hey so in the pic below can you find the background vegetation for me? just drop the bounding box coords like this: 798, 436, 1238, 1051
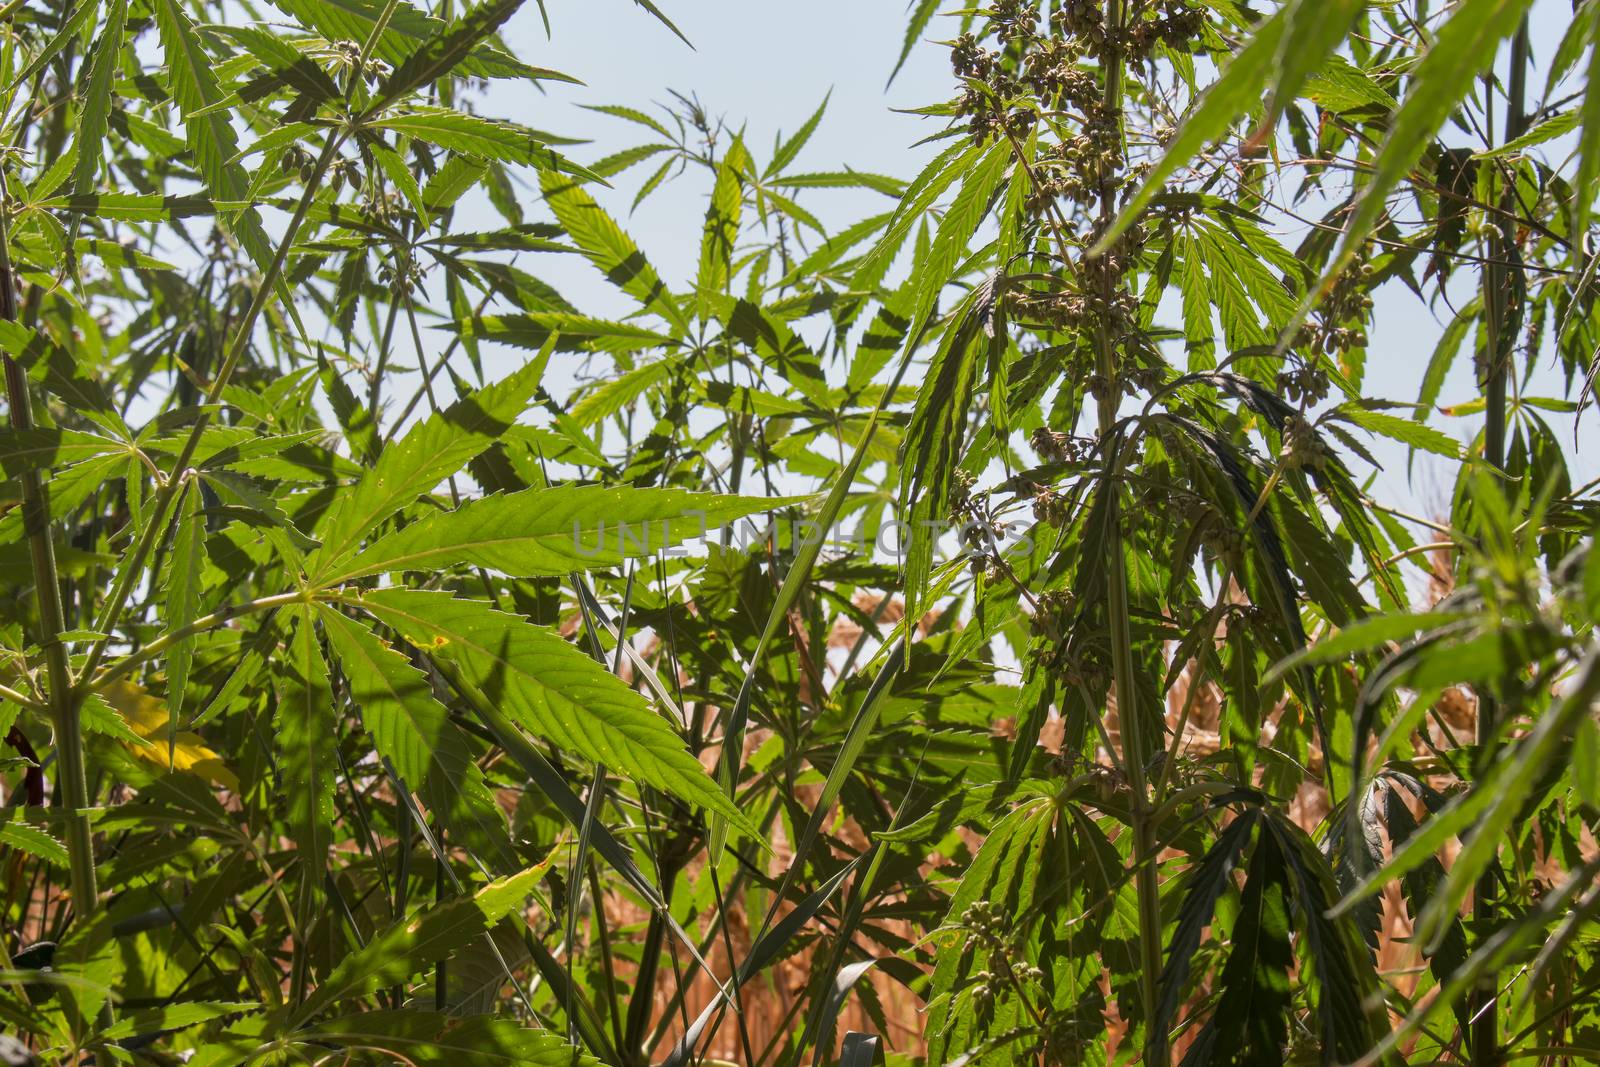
1, 0, 1598, 1063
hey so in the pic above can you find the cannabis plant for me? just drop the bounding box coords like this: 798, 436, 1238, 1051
2, 0, 1599, 1064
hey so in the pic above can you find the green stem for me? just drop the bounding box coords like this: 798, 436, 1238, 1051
1472, 20, 1529, 1067
1089, 7, 1166, 1058
84, 591, 309, 694
0, 173, 97, 920
78, 127, 347, 682
0, 680, 42, 710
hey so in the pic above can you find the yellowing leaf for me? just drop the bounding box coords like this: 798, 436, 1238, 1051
104, 680, 239, 790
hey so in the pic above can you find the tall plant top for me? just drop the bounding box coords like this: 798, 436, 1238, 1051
0, 0, 1597, 1064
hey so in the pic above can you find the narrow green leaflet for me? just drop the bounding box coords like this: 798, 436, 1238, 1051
95, 1002, 259, 1043
696, 137, 749, 319
322, 486, 793, 584
295, 1012, 593, 1065
32, 193, 230, 222
5, 0, 101, 93
374, 0, 527, 105
900, 284, 991, 615
315, 605, 515, 869
890, 0, 940, 84
81, 693, 148, 747
372, 110, 593, 176
276, 606, 337, 913
70, 0, 127, 199
161, 480, 206, 761
291, 864, 545, 1022
315, 605, 455, 788
1151, 812, 1259, 1056
0, 811, 69, 867
852, 139, 982, 292
1265, 0, 1367, 138
152, 0, 272, 267
768, 92, 829, 177
456, 313, 677, 354
1574, 0, 1600, 235
1197, 833, 1293, 1064
0, 429, 125, 477
1333, 406, 1463, 458
540, 170, 690, 334
1474, 109, 1580, 158
307, 355, 548, 581
347, 588, 762, 838
906, 138, 1009, 344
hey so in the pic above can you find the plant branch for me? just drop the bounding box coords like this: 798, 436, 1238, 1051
0, 169, 98, 920
78, 127, 348, 683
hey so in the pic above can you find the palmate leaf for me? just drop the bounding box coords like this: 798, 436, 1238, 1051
295, 1011, 593, 1064
345, 588, 762, 839
290, 864, 546, 1023
306, 355, 548, 582
320, 486, 793, 585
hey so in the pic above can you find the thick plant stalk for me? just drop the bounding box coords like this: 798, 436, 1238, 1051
1473, 19, 1529, 1067
1089, 2, 1167, 1056
0, 177, 98, 916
